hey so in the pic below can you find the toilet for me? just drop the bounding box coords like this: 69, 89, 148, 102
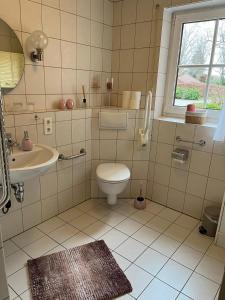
96, 163, 130, 205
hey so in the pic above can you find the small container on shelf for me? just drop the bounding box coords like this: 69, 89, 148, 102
186, 103, 196, 112
21, 131, 33, 151
185, 110, 207, 125
66, 99, 74, 109
58, 99, 66, 110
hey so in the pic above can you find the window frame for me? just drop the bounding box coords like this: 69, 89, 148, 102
164, 6, 225, 121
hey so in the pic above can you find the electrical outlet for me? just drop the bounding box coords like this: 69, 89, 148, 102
44, 117, 52, 135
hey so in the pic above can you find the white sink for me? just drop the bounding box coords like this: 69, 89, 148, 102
7, 144, 59, 183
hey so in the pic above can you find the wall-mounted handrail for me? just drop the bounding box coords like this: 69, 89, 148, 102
58, 148, 86, 161
176, 136, 206, 146
0, 89, 11, 210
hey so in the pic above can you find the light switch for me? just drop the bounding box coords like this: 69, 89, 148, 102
44, 117, 52, 135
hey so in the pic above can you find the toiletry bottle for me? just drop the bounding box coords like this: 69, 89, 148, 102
21, 131, 33, 151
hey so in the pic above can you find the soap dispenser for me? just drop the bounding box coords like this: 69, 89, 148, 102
21, 131, 33, 151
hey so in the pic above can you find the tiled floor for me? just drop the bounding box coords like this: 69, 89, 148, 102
3, 198, 225, 300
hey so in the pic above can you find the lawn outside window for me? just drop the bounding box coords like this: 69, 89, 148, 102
164, 6, 225, 121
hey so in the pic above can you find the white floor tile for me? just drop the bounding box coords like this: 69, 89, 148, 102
8, 286, 19, 300
62, 232, 95, 249
113, 203, 137, 216
48, 224, 79, 243
112, 252, 131, 271
157, 260, 192, 290
100, 228, 128, 250
132, 226, 160, 246
5, 250, 30, 276
196, 255, 225, 283
58, 207, 84, 222
69, 213, 97, 230
115, 218, 142, 236
182, 272, 219, 300
146, 216, 171, 233
76, 199, 100, 212
175, 214, 199, 230
164, 223, 191, 242
145, 201, 165, 215
101, 211, 126, 227
207, 244, 225, 263
87, 205, 111, 219
138, 278, 179, 300
45, 245, 65, 255
83, 221, 111, 239
37, 217, 65, 234
8, 267, 29, 295
184, 232, 213, 252
3, 240, 19, 257
151, 235, 181, 257
23, 236, 58, 258
12, 228, 44, 248
130, 210, 154, 224
125, 264, 153, 298
176, 293, 192, 300
135, 248, 168, 276
115, 238, 146, 262
172, 244, 203, 270
158, 208, 181, 222
19, 288, 32, 300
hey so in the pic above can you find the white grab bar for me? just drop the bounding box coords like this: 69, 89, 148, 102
139, 91, 152, 147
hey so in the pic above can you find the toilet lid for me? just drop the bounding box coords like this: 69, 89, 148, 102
96, 163, 130, 183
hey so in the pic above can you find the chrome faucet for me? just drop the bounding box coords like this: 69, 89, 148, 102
5, 133, 19, 154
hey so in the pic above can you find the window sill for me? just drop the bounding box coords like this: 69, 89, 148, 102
157, 115, 217, 128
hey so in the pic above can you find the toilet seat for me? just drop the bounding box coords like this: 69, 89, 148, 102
96, 163, 130, 183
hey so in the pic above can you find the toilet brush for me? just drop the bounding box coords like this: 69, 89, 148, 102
134, 186, 146, 210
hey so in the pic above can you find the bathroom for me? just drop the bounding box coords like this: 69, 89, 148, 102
1, 0, 225, 299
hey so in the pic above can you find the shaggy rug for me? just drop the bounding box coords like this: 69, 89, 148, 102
27, 240, 132, 300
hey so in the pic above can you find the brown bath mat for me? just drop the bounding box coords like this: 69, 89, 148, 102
27, 240, 132, 300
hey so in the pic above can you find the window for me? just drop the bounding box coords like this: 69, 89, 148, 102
164, 6, 225, 119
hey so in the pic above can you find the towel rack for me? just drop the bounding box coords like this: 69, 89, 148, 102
58, 148, 86, 161
176, 136, 206, 146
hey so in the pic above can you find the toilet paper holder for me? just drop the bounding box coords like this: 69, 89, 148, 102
171, 148, 189, 162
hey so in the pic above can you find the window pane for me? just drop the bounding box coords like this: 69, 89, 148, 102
174, 67, 208, 107
213, 19, 225, 64
207, 67, 225, 110
179, 21, 215, 65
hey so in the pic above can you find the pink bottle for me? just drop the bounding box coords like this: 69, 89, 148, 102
59, 99, 66, 110
66, 99, 74, 109
21, 131, 33, 151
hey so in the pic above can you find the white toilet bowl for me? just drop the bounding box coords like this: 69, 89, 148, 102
96, 163, 130, 205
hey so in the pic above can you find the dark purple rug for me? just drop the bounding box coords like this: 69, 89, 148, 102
27, 240, 132, 300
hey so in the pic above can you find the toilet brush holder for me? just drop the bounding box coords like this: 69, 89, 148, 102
134, 188, 146, 210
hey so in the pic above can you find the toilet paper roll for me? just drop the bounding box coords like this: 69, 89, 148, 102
129, 91, 141, 109
122, 91, 131, 108
172, 158, 185, 164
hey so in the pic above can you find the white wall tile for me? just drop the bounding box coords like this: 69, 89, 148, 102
169, 168, 188, 192
154, 163, 170, 186
61, 12, 76, 42
210, 154, 225, 181
77, 17, 91, 45
158, 121, 176, 145
190, 150, 211, 176
42, 6, 60, 39
186, 173, 207, 198
21, 0, 42, 33
22, 202, 42, 230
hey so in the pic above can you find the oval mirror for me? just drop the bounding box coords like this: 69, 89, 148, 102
0, 18, 25, 94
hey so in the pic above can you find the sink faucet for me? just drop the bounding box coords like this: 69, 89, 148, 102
5, 133, 19, 154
